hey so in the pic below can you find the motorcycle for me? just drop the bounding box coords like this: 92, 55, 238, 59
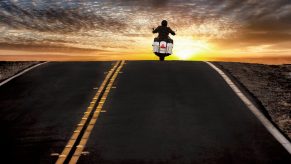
152, 28, 174, 61
152, 39, 173, 61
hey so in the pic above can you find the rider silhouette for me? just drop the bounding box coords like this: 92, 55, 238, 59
152, 20, 175, 43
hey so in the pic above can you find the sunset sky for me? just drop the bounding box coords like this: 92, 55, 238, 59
0, 0, 291, 63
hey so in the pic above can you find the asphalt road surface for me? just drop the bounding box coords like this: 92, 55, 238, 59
0, 61, 290, 164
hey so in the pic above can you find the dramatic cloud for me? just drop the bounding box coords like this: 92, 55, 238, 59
0, 0, 290, 59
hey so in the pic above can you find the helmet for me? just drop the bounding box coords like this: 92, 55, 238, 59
161, 20, 168, 26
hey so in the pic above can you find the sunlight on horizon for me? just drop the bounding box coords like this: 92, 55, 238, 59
0, 0, 291, 63
173, 37, 211, 60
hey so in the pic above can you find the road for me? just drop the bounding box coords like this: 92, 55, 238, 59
0, 61, 290, 164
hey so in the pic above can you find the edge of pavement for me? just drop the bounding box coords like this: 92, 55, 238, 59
208, 61, 291, 154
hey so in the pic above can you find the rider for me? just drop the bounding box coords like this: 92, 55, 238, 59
152, 20, 176, 43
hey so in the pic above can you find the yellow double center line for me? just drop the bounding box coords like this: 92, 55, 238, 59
56, 60, 125, 164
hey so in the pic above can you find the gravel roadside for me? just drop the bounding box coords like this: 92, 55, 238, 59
0, 61, 41, 82
214, 62, 291, 140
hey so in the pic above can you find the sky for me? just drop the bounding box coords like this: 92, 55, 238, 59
0, 0, 291, 63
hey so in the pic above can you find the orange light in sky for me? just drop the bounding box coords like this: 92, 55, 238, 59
172, 37, 211, 60
0, 0, 291, 64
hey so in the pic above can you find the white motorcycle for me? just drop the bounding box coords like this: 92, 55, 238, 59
152, 39, 173, 61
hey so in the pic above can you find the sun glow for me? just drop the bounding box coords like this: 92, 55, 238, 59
173, 37, 211, 60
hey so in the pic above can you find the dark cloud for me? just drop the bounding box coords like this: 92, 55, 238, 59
104, 0, 170, 8
0, 42, 107, 53
199, 0, 291, 48
217, 0, 291, 31
1, 0, 290, 32
212, 32, 291, 49
0, 0, 291, 54
0, 0, 127, 33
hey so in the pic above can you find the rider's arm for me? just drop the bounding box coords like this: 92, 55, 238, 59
169, 27, 176, 35
152, 26, 160, 33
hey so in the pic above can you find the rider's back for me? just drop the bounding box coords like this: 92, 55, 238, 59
153, 26, 175, 40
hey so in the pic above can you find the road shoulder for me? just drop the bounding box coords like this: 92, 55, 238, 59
212, 62, 291, 142
0, 61, 43, 84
